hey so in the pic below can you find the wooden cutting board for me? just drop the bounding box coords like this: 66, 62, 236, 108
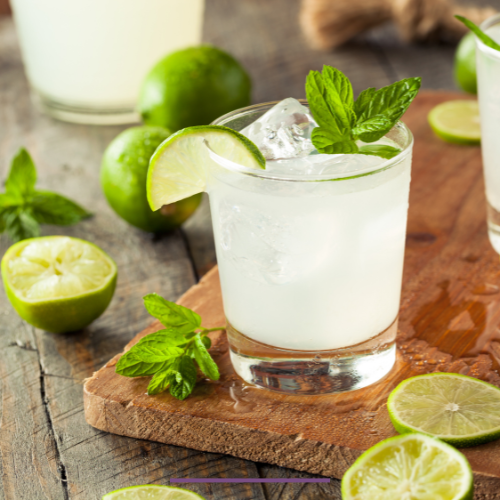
84, 92, 500, 497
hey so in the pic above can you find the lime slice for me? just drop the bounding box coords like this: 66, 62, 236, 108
147, 125, 265, 210
387, 372, 500, 447
1, 236, 117, 333
341, 434, 473, 500
428, 100, 480, 145
102, 485, 206, 500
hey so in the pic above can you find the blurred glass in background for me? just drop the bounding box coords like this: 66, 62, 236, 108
10, 0, 205, 124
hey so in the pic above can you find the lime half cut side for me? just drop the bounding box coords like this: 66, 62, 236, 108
387, 372, 500, 447
428, 100, 480, 145
1, 236, 117, 333
341, 434, 473, 500
102, 485, 206, 500
147, 125, 265, 210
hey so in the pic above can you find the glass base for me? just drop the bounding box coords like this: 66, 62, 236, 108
31, 89, 140, 125
487, 202, 500, 254
227, 319, 398, 395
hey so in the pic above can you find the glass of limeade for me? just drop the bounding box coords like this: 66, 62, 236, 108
10, 0, 204, 125
206, 99, 413, 395
477, 14, 500, 252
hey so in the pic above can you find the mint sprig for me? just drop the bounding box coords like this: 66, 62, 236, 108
455, 15, 500, 52
0, 148, 92, 242
306, 66, 421, 157
115, 293, 225, 399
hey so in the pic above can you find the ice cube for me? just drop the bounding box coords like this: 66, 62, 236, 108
240, 98, 317, 160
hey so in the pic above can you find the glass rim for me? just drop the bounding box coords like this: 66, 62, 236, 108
478, 13, 500, 59
208, 100, 413, 182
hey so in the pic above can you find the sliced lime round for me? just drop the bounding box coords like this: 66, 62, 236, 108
102, 485, 206, 500
428, 100, 480, 145
387, 372, 500, 447
1, 236, 117, 333
341, 433, 473, 500
147, 125, 265, 210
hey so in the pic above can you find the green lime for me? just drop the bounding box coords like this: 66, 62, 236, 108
147, 125, 265, 210
428, 100, 481, 145
101, 126, 202, 233
102, 485, 206, 500
455, 32, 477, 95
1, 236, 117, 334
341, 433, 473, 500
138, 45, 251, 132
387, 372, 500, 447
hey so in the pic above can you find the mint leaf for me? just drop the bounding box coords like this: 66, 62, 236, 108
31, 191, 92, 225
0, 193, 21, 208
143, 293, 202, 334
359, 145, 402, 160
202, 336, 211, 349
353, 88, 376, 118
5, 148, 37, 201
456, 15, 500, 52
353, 77, 421, 142
311, 128, 358, 154
193, 334, 219, 381
137, 329, 187, 348
116, 351, 170, 377
4, 210, 40, 242
131, 343, 184, 363
147, 370, 172, 395
169, 356, 197, 400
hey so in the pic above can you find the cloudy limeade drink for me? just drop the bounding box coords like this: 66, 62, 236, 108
208, 99, 413, 393
477, 15, 500, 252
10, 0, 204, 123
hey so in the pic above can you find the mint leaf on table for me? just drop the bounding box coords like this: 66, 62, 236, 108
143, 293, 202, 334
193, 333, 220, 381
31, 191, 92, 225
0, 148, 92, 243
306, 65, 421, 158
456, 15, 500, 52
5, 148, 37, 201
116, 293, 225, 400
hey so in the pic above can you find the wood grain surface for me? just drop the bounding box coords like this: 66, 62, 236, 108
1, 0, 499, 498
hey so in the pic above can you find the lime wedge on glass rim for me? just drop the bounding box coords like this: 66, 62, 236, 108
1, 236, 117, 334
102, 485, 206, 500
428, 100, 481, 145
341, 433, 473, 500
387, 372, 500, 447
146, 125, 265, 210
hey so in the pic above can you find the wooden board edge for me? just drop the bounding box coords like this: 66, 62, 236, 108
83, 382, 361, 479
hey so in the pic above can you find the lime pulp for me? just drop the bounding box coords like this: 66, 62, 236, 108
102, 484, 206, 500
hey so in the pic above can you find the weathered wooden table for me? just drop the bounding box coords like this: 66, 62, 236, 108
0, 1, 495, 499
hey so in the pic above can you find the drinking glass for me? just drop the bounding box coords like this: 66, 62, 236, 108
477, 14, 500, 253
10, 0, 205, 124
207, 102, 413, 395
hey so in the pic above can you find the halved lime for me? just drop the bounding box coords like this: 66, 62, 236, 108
341, 434, 473, 500
428, 100, 480, 145
147, 125, 265, 210
387, 372, 500, 447
1, 236, 117, 333
102, 485, 206, 500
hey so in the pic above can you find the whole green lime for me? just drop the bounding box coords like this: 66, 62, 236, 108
455, 32, 477, 94
101, 126, 202, 233
138, 45, 251, 131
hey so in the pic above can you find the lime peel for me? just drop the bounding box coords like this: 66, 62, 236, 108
147, 125, 265, 211
102, 484, 206, 500
341, 433, 473, 500
388, 372, 500, 447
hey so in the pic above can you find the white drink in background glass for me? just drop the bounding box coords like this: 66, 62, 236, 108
207, 99, 413, 394
477, 15, 500, 252
10, 0, 205, 124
